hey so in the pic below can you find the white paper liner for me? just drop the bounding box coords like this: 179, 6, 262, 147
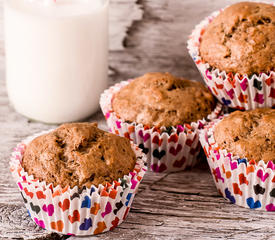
9, 130, 147, 235
99, 80, 223, 173
187, 8, 275, 110
199, 117, 275, 211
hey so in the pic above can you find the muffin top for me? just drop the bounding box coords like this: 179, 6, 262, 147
22, 122, 136, 188
112, 72, 215, 127
214, 108, 275, 163
200, 2, 275, 76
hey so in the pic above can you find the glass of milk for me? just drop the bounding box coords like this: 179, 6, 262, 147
4, 0, 109, 123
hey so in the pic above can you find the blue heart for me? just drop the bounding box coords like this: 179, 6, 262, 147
221, 97, 231, 106
90, 187, 95, 196
125, 193, 132, 206
27, 210, 31, 217
237, 158, 247, 166
246, 197, 261, 209
225, 188, 236, 204
81, 196, 91, 208
79, 218, 92, 231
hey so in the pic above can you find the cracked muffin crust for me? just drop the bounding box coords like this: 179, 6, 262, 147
22, 122, 136, 188
112, 72, 216, 127
214, 108, 275, 163
200, 2, 275, 75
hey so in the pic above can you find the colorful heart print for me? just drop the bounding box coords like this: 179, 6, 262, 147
42, 204, 54, 216
68, 210, 80, 223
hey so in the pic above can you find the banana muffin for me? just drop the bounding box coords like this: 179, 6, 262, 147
214, 108, 275, 163
200, 2, 275, 76
112, 72, 216, 127
22, 122, 136, 188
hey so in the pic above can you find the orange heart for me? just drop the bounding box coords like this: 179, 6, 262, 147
226, 171, 231, 178
62, 186, 69, 193
114, 181, 120, 188
215, 82, 224, 89
110, 217, 120, 231
50, 220, 64, 232
68, 210, 80, 223
128, 126, 135, 134
58, 199, 70, 211
168, 134, 178, 143
24, 188, 34, 199
246, 165, 255, 174
109, 189, 117, 199
239, 173, 248, 185
137, 176, 142, 181
36, 191, 46, 199
53, 190, 61, 198
124, 132, 130, 139
93, 221, 107, 235
233, 183, 242, 196
101, 189, 109, 197
90, 203, 100, 215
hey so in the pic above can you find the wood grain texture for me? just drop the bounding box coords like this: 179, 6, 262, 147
0, 0, 275, 239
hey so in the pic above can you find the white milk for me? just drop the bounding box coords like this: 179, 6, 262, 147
4, 0, 108, 123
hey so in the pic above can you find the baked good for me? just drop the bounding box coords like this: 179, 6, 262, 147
199, 107, 275, 211
112, 72, 215, 127
22, 122, 136, 188
100, 72, 222, 173
214, 108, 275, 163
11, 123, 146, 235
200, 2, 275, 76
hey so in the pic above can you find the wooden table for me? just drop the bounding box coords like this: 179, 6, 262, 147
1, 0, 275, 239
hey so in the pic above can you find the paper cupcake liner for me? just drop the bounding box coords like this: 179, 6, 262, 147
99, 80, 223, 173
199, 117, 275, 211
187, 9, 275, 110
9, 130, 147, 236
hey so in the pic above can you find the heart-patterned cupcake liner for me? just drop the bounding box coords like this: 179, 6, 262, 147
187, 8, 275, 110
99, 80, 223, 173
199, 117, 275, 211
9, 130, 147, 236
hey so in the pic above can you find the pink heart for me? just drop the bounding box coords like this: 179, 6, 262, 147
34, 217, 45, 229
267, 161, 275, 170
151, 163, 167, 173
225, 88, 234, 99
115, 121, 121, 129
205, 69, 212, 80
215, 167, 224, 183
230, 161, 237, 170
101, 202, 112, 218
240, 78, 248, 91
130, 179, 138, 189
266, 203, 275, 211
138, 130, 150, 142
257, 169, 269, 182
42, 204, 54, 216
254, 93, 264, 104
169, 144, 182, 156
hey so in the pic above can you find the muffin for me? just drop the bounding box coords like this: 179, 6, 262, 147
199, 108, 275, 211
112, 72, 215, 127
22, 122, 136, 188
100, 72, 222, 173
188, 2, 275, 110
10, 123, 147, 235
